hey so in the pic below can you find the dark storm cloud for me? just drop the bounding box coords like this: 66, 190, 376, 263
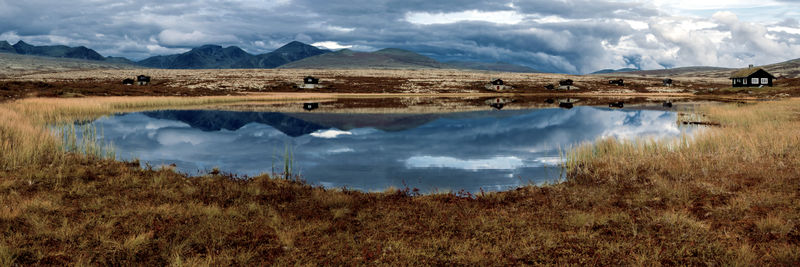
1, 0, 799, 73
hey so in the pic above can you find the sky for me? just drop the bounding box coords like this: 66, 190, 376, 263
1, 0, 800, 74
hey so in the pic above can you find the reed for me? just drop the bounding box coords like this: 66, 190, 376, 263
0, 95, 325, 169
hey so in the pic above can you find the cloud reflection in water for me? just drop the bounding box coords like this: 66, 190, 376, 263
89, 107, 694, 192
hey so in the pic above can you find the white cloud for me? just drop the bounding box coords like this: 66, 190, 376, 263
327, 148, 354, 154
406, 10, 525, 25
326, 26, 355, 33
405, 156, 525, 170
0, 31, 22, 43
310, 129, 352, 138
312, 41, 352, 50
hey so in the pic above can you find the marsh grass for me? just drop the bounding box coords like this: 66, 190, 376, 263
1, 96, 799, 265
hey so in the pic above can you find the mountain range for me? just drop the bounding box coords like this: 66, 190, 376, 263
137, 41, 330, 69
0, 40, 540, 72
4, 39, 798, 77
279, 48, 449, 69
1, 40, 105, 61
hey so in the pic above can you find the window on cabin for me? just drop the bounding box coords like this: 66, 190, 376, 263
752, 78, 759, 84
761, 78, 768, 84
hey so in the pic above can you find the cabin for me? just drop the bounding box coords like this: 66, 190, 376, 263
608, 79, 624, 86
557, 79, 578, 90
730, 65, 775, 87
303, 102, 319, 111
137, 75, 151, 86
122, 78, 134, 85
304, 76, 319, 84
663, 78, 673, 87
301, 76, 321, 89
485, 79, 510, 91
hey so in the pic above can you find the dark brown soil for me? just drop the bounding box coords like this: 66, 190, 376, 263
0, 80, 242, 102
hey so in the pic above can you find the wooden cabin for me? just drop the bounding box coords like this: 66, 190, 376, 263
301, 76, 321, 89
122, 78, 134, 85
304, 76, 319, 84
663, 78, 673, 86
608, 79, 624, 86
730, 65, 775, 87
557, 79, 578, 90
136, 75, 151, 86
303, 102, 319, 111
485, 79, 510, 91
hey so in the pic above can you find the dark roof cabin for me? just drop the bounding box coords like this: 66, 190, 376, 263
122, 78, 134, 85
559, 79, 573, 86
137, 75, 151, 85
303, 102, 319, 111
730, 65, 775, 87
663, 78, 673, 86
485, 79, 509, 91
304, 76, 319, 84
608, 79, 624, 86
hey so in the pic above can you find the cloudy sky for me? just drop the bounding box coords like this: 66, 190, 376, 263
1, 0, 799, 73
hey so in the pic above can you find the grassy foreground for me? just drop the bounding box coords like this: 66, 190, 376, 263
1, 97, 799, 265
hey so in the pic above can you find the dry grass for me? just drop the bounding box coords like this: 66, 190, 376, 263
7, 68, 721, 94
0, 96, 799, 265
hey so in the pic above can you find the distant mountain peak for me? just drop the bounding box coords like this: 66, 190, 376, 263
273, 41, 327, 54
283, 41, 308, 47
2, 40, 105, 61
138, 41, 329, 69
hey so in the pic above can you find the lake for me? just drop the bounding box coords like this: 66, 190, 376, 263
83, 102, 697, 193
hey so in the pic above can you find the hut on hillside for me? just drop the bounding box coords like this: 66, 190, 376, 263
609, 79, 624, 86
557, 79, 578, 90
663, 78, 673, 86
137, 75, 151, 86
485, 79, 510, 91
122, 78, 134, 85
301, 76, 321, 89
303, 102, 319, 111
730, 65, 775, 87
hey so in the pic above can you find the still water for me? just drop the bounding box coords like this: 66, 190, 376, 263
87, 106, 694, 192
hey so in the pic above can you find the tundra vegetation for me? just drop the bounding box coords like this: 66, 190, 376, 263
0, 95, 799, 265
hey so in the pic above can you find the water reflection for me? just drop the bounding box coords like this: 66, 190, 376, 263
88, 107, 695, 193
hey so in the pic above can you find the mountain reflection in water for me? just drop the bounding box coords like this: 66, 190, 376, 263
88, 107, 694, 193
